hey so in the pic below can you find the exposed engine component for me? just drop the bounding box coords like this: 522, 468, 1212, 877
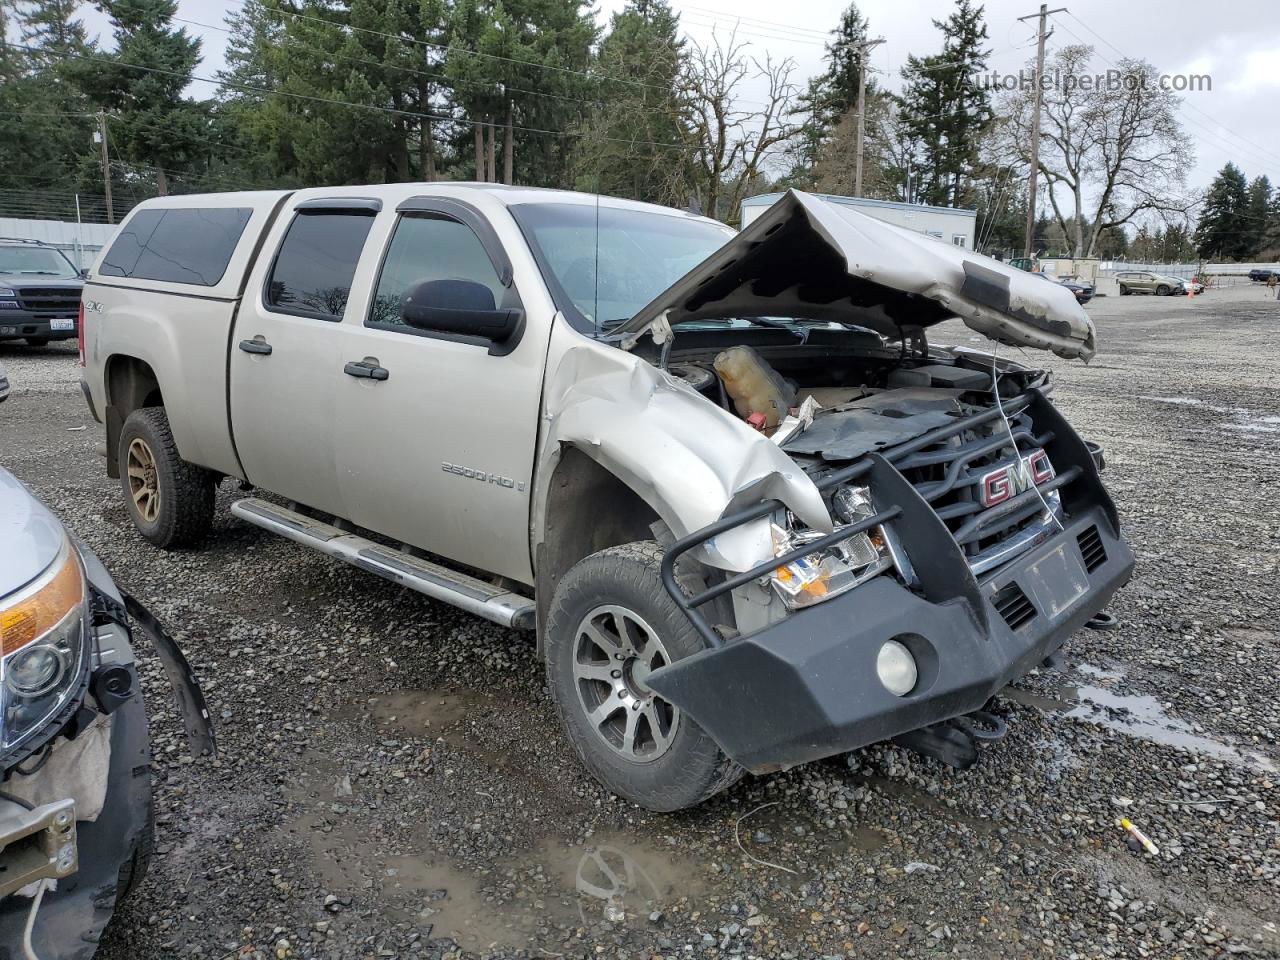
713, 345, 795, 429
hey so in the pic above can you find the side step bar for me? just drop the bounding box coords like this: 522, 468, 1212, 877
230, 498, 535, 630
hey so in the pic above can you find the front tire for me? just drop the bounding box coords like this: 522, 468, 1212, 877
118, 407, 215, 548
1156, 284, 1170, 296
1118, 284, 1129, 296
545, 541, 743, 811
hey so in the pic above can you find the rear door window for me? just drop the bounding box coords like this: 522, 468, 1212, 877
367, 213, 506, 331
99, 207, 253, 286
265, 211, 376, 320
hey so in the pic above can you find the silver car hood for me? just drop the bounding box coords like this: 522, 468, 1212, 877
0, 468, 64, 598
623, 189, 1096, 361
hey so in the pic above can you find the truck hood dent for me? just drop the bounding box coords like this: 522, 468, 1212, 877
540, 329, 832, 570
622, 189, 1096, 361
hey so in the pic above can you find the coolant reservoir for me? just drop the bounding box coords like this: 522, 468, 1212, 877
713, 345, 796, 429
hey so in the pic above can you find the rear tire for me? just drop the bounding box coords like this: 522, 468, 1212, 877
544, 541, 743, 811
118, 407, 215, 548
25, 337, 49, 346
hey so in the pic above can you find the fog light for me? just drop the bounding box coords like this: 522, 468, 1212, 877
876, 640, 917, 696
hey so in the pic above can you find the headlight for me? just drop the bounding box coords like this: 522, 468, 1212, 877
767, 485, 894, 610
0, 539, 89, 753
0, 287, 15, 298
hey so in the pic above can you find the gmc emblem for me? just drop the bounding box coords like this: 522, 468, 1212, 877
979, 450, 1054, 507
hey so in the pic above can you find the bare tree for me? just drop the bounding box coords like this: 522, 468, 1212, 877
677, 29, 801, 223
995, 45, 1194, 257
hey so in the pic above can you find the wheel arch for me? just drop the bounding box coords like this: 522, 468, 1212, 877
104, 354, 164, 478
533, 446, 662, 653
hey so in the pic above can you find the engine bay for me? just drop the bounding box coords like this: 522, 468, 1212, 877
659, 336, 1050, 470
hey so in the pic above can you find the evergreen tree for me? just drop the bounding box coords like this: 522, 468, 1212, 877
0, 0, 98, 214
70, 0, 207, 194
897, 0, 991, 207
1195, 163, 1250, 259
1245, 175, 1272, 255
784, 1, 872, 185
572, 0, 686, 203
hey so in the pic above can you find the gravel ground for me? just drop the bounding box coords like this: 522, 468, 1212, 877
1, 283, 1277, 960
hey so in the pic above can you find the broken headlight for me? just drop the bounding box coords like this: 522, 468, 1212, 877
0, 538, 89, 756
767, 485, 894, 609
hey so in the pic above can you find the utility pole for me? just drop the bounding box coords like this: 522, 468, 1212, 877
853, 36, 885, 198
1018, 4, 1065, 258
95, 111, 114, 225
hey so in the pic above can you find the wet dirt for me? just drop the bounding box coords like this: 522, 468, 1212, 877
1003, 663, 1277, 773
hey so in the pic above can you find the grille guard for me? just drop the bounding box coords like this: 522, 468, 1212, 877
660, 387, 1119, 648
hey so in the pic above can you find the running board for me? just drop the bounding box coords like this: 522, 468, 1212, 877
230, 498, 535, 629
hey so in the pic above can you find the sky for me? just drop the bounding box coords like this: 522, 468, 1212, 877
75, 0, 1280, 196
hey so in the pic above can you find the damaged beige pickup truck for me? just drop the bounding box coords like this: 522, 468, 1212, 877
78, 185, 1133, 810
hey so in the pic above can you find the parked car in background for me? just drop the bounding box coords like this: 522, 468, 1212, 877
1034, 272, 1094, 304
0, 468, 213, 956
0, 239, 84, 346
1114, 271, 1185, 296
1247, 268, 1278, 282
79, 185, 1131, 811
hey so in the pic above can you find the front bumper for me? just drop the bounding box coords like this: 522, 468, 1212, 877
0, 316, 78, 341
649, 507, 1132, 772
649, 387, 1135, 773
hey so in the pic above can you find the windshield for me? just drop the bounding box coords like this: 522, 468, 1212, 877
510, 202, 733, 333
0, 245, 79, 278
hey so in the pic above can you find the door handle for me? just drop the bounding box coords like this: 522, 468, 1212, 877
239, 338, 272, 355
344, 360, 389, 381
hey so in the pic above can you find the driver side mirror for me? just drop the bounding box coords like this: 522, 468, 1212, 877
401, 279, 522, 344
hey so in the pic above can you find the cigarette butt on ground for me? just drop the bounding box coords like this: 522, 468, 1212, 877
1118, 817, 1160, 855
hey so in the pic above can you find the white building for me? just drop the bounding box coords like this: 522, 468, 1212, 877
740, 193, 978, 250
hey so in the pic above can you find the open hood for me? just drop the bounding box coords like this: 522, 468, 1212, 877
622, 190, 1096, 361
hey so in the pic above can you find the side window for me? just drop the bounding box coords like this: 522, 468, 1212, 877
266, 210, 376, 320
367, 213, 506, 331
99, 207, 252, 286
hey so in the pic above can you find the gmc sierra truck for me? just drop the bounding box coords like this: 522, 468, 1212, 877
78, 185, 1133, 811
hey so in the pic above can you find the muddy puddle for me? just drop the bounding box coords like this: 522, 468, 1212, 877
290, 811, 706, 950
1003, 663, 1277, 772
345, 689, 515, 769
1139, 395, 1280, 436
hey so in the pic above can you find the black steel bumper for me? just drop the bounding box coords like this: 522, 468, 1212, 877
648, 387, 1135, 773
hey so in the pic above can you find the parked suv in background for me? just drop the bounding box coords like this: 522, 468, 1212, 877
79, 185, 1132, 811
0, 239, 84, 346
1248, 267, 1278, 282
1114, 270, 1185, 296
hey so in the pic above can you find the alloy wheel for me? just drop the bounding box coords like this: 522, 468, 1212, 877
126, 438, 161, 523
572, 604, 679, 763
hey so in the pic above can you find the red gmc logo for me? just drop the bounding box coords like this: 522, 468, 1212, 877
980, 450, 1054, 507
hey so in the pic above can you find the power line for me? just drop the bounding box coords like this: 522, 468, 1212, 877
1051, 12, 1280, 174
220, 0, 671, 95
10, 44, 694, 151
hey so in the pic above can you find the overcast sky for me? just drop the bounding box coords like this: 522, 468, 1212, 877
77, 0, 1280, 196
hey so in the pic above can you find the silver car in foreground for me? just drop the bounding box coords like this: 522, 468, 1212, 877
0, 468, 212, 957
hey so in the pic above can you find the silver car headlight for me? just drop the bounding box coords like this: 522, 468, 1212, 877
0, 538, 89, 753
766, 485, 895, 610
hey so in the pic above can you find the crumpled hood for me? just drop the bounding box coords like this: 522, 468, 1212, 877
623, 189, 1096, 361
